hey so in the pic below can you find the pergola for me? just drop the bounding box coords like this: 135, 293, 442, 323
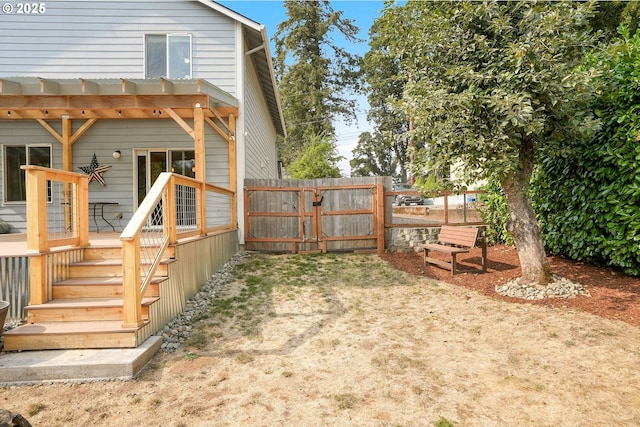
0, 77, 239, 185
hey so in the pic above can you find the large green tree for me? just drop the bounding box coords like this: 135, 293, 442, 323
274, 0, 361, 167
349, 131, 398, 177
357, 2, 414, 181
394, 1, 598, 285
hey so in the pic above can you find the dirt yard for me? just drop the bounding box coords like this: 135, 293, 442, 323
2, 248, 640, 426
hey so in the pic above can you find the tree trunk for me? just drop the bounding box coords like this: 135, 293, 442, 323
502, 140, 553, 285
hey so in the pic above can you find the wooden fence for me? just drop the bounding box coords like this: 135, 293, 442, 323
244, 177, 391, 254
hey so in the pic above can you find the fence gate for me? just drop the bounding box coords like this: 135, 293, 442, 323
244, 178, 387, 254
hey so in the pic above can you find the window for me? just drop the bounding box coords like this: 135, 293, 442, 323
3, 145, 51, 202
170, 150, 195, 179
145, 34, 192, 79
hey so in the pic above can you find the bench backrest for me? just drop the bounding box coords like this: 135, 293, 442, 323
438, 226, 479, 248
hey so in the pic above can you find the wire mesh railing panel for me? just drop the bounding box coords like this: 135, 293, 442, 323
47, 181, 79, 240
175, 184, 198, 232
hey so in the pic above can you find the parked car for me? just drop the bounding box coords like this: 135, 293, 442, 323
393, 183, 424, 206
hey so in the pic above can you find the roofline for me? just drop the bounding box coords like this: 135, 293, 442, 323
196, 0, 286, 137
198, 0, 263, 32
258, 25, 286, 137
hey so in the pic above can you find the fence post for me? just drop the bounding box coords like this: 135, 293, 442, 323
443, 193, 449, 225
376, 183, 385, 254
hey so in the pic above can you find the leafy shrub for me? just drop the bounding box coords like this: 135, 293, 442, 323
532, 28, 640, 275
476, 181, 514, 246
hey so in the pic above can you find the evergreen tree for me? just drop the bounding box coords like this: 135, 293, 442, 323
274, 0, 362, 167
359, 2, 413, 181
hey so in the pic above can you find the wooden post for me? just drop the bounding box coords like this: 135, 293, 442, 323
25, 168, 48, 253
243, 187, 250, 247
77, 176, 90, 247
194, 105, 206, 235
166, 178, 177, 245
443, 193, 449, 225
62, 116, 74, 232
28, 255, 48, 305
25, 168, 49, 305
375, 183, 385, 254
121, 238, 143, 328
228, 114, 237, 230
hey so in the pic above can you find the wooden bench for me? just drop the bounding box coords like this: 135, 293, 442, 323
420, 225, 487, 275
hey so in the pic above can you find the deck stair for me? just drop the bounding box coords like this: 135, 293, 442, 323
2, 243, 174, 351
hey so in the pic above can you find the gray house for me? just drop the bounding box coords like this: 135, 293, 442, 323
0, 0, 285, 351
0, 0, 285, 239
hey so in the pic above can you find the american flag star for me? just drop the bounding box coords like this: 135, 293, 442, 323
78, 154, 111, 186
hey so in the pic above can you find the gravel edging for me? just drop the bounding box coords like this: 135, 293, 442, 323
495, 275, 591, 300
157, 250, 250, 352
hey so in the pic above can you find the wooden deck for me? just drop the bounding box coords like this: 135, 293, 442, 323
0, 232, 122, 257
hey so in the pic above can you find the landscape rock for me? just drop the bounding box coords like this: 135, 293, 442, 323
496, 275, 590, 300
0, 409, 31, 427
157, 251, 249, 352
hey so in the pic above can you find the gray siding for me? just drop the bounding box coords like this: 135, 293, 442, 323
0, 0, 238, 95
244, 54, 278, 179
0, 0, 280, 233
0, 121, 62, 232
1, 119, 229, 233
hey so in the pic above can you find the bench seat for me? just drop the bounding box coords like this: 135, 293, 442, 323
420, 225, 487, 275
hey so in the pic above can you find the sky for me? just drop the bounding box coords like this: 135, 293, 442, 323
217, 0, 390, 176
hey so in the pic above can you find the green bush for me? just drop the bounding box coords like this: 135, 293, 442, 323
476, 181, 514, 246
531, 28, 640, 275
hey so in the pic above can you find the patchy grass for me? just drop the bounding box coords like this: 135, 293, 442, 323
4, 252, 640, 426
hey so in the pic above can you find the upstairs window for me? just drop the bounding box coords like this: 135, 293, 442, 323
3, 145, 51, 203
145, 34, 192, 79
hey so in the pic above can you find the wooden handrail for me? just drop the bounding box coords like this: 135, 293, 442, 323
120, 172, 237, 328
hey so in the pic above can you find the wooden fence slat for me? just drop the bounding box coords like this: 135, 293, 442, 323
244, 177, 391, 253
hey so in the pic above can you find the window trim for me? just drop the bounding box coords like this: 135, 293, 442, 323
144, 33, 193, 79
2, 144, 52, 205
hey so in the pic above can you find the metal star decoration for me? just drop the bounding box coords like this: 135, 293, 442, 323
78, 154, 111, 186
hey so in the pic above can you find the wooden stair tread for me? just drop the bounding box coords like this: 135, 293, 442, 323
73, 258, 174, 266
26, 297, 159, 310
55, 276, 167, 286
2, 320, 145, 335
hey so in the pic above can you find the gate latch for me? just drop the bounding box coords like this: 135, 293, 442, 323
312, 195, 324, 207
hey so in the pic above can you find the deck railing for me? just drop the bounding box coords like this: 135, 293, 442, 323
21, 167, 236, 328
120, 172, 235, 328
21, 166, 90, 305
21, 165, 90, 252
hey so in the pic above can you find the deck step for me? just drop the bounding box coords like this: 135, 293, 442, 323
1, 321, 146, 351
4, 239, 176, 351
25, 297, 159, 323
84, 245, 175, 260
69, 258, 173, 278
52, 277, 164, 299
